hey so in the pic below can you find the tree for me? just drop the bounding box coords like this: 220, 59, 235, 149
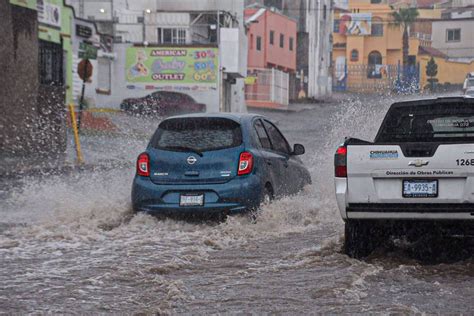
426, 56, 438, 91
390, 7, 419, 68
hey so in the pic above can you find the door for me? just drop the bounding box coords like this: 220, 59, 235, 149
262, 119, 297, 195
253, 118, 282, 193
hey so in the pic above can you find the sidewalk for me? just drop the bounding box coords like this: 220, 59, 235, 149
0, 111, 157, 180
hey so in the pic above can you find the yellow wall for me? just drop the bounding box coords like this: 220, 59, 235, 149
419, 56, 474, 88
418, 9, 442, 19
333, 1, 404, 66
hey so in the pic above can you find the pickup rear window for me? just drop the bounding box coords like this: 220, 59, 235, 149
150, 117, 242, 152
376, 103, 474, 143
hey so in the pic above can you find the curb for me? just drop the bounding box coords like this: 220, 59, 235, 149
0, 160, 133, 181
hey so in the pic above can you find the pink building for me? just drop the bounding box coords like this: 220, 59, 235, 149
245, 8, 297, 72
244, 7, 297, 109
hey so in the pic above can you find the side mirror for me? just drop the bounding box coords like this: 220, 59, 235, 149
292, 143, 305, 155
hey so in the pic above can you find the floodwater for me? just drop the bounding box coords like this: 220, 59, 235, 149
1, 94, 473, 314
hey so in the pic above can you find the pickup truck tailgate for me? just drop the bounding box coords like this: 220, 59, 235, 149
347, 144, 474, 204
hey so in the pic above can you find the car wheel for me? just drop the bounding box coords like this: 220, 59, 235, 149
261, 186, 273, 206
344, 220, 386, 259
249, 185, 273, 222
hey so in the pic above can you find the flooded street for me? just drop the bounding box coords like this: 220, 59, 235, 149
1, 95, 473, 314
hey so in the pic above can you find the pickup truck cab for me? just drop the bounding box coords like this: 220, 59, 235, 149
335, 97, 474, 257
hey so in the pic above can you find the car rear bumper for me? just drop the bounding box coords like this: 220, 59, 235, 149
347, 203, 474, 220
132, 175, 262, 215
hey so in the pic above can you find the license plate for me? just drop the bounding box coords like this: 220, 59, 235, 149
179, 194, 204, 206
403, 180, 438, 198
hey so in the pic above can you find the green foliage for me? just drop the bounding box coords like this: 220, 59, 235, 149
390, 7, 420, 29
426, 57, 438, 78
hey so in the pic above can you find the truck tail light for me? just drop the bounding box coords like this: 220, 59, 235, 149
238, 152, 254, 176
137, 153, 150, 177
335, 145, 347, 178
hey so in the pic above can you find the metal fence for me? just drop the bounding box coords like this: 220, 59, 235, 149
245, 68, 289, 107
333, 63, 420, 93
39, 40, 64, 86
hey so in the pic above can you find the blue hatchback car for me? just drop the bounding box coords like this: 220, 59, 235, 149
132, 113, 311, 216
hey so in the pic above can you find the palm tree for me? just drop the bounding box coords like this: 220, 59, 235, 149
390, 7, 419, 68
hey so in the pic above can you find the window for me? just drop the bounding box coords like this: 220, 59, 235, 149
151, 118, 242, 152
350, 49, 359, 62
279, 33, 284, 48
446, 29, 461, 42
289, 37, 294, 51
270, 30, 274, 45
371, 0, 382, 3
39, 40, 63, 86
97, 57, 111, 92
334, 19, 340, 33
263, 120, 291, 154
254, 119, 271, 149
377, 104, 474, 143
250, 34, 254, 49
371, 18, 383, 36
323, 5, 327, 20
256, 36, 262, 51
158, 28, 186, 44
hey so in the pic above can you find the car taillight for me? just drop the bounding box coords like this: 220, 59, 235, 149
137, 153, 150, 177
335, 145, 347, 177
238, 152, 254, 176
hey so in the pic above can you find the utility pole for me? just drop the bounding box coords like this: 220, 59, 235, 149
217, 10, 223, 112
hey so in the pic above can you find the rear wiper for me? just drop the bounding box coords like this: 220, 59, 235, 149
162, 146, 203, 156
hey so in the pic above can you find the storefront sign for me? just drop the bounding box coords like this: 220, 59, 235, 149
76, 24, 92, 38
125, 47, 218, 90
79, 42, 98, 60
37, 0, 61, 28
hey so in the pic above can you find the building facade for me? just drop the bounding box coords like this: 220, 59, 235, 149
244, 6, 297, 108
67, 0, 248, 112
332, 0, 423, 92
432, 18, 474, 60
246, 0, 333, 99
1, 0, 74, 155
246, 7, 297, 72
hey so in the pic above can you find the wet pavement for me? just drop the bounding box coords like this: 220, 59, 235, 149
1, 93, 473, 313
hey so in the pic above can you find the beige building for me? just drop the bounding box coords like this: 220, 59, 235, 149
431, 18, 474, 60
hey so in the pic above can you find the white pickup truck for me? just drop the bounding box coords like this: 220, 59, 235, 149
335, 97, 474, 258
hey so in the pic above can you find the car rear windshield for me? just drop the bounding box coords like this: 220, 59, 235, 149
150, 117, 242, 152
376, 102, 474, 143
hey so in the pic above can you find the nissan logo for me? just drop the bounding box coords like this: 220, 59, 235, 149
187, 156, 197, 165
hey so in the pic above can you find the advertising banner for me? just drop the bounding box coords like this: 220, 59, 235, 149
339, 13, 372, 36
37, 0, 61, 28
125, 47, 218, 91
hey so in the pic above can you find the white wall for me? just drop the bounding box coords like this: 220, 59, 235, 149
306, 0, 332, 98
95, 44, 220, 111
432, 20, 474, 59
